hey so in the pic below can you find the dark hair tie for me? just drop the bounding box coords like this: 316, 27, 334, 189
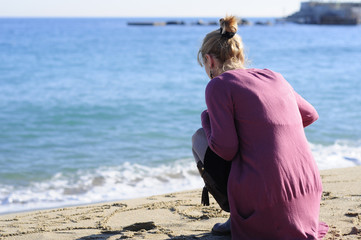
219, 28, 235, 39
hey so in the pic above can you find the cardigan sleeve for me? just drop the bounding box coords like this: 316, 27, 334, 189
294, 91, 319, 127
201, 78, 239, 161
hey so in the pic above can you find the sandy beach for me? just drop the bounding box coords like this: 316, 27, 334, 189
0, 166, 360, 240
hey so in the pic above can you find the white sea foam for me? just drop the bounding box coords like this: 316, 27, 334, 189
0, 141, 360, 215
0, 159, 203, 214
311, 140, 361, 170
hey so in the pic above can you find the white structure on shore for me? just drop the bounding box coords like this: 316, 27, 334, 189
287, 1, 361, 24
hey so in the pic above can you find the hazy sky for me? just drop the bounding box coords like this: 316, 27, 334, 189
0, 0, 305, 17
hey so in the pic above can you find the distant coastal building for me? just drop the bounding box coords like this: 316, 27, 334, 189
287, 1, 361, 25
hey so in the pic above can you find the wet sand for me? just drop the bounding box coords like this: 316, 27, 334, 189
0, 166, 360, 240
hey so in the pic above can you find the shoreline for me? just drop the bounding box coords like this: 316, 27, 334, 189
0, 166, 360, 239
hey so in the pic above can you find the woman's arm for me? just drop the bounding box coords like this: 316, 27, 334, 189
201, 78, 239, 161
294, 91, 319, 127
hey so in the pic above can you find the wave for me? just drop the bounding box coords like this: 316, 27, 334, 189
311, 140, 361, 169
0, 159, 203, 215
0, 140, 360, 215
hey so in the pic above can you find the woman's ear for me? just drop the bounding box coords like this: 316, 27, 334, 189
205, 54, 214, 68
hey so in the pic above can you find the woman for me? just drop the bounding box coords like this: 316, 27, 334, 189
192, 16, 328, 239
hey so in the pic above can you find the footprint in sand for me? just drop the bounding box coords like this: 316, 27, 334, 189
345, 226, 361, 236
122, 221, 157, 231
322, 191, 338, 200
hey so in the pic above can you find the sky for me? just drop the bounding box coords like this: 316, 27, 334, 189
0, 0, 304, 18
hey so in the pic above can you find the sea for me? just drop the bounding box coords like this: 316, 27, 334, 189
0, 17, 360, 215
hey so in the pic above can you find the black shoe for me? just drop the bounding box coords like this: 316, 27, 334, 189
211, 217, 231, 235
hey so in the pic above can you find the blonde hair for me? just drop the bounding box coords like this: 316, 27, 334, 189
197, 15, 245, 72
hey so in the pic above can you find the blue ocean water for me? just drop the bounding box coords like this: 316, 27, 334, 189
0, 18, 360, 214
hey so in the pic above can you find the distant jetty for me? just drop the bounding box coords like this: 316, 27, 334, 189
287, 1, 361, 25
127, 18, 264, 27
127, 22, 167, 26
127, 20, 217, 26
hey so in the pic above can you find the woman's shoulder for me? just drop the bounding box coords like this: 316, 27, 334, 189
222, 68, 285, 82
227, 68, 280, 75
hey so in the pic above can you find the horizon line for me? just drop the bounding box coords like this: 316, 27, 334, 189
0, 15, 284, 19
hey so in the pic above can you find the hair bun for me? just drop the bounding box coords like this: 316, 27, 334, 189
219, 16, 238, 39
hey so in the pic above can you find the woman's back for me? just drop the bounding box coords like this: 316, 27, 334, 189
205, 68, 322, 204
203, 68, 325, 239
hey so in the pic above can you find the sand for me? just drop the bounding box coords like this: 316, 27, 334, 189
0, 166, 360, 240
